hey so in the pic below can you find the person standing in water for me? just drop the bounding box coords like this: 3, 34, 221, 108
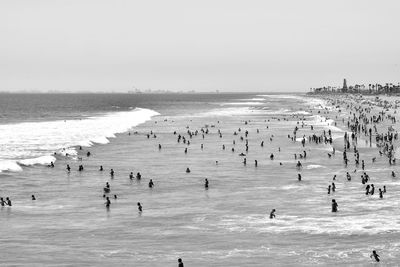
269, 209, 276, 219
137, 202, 143, 212
204, 178, 209, 189
331, 199, 338, 212
178, 258, 184, 267
105, 197, 111, 209
149, 179, 154, 188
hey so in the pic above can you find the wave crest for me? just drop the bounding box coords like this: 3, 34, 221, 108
0, 108, 159, 173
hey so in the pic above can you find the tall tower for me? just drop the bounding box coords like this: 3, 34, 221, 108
342, 79, 348, 92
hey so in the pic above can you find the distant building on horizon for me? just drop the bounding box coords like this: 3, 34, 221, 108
342, 78, 348, 92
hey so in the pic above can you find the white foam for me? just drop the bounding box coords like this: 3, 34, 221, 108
196, 107, 267, 117
0, 108, 159, 172
306, 164, 326, 169
57, 148, 77, 157
18, 155, 56, 166
237, 98, 266, 101
220, 102, 265, 106
258, 94, 305, 100
0, 160, 23, 173
309, 115, 344, 132
218, 213, 400, 235
292, 111, 310, 115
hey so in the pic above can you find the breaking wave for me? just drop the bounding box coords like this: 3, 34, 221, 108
0, 108, 159, 173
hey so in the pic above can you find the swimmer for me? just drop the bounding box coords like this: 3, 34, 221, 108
392, 171, 396, 177
6, 197, 11, 206
137, 202, 143, 212
114, 194, 117, 199
178, 258, 184, 267
66, 165, 71, 172
370, 250, 380, 262
99, 166, 104, 171
331, 199, 338, 212
269, 209, 276, 219
186, 168, 191, 173
129, 172, 134, 180
370, 184, 375, 195
365, 184, 370, 195
149, 179, 154, 188
110, 169, 114, 177
32, 195, 36, 200
105, 197, 111, 208
136, 172, 142, 180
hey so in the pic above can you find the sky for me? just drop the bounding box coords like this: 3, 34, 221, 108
0, 0, 399, 92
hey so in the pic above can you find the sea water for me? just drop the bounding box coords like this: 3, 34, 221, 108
0, 93, 398, 266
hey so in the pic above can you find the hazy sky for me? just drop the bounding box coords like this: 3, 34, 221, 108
1, 0, 399, 92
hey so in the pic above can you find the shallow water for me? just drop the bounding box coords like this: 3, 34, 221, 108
0, 93, 398, 266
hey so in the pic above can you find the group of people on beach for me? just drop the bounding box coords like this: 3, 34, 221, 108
265, 95, 399, 262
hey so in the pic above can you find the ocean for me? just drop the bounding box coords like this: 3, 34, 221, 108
0, 93, 398, 266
